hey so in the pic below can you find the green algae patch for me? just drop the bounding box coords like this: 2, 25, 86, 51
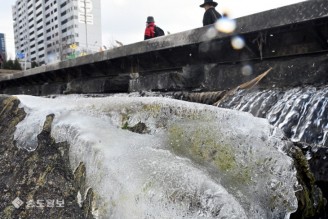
0, 96, 18, 117
142, 104, 161, 114
290, 146, 325, 219
168, 122, 252, 185
122, 121, 129, 130
0, 96, 26, 130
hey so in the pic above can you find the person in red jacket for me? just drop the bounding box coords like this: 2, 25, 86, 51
144, 16, 164, 40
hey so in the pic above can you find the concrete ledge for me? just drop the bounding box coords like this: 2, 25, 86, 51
0, 0, 328, 95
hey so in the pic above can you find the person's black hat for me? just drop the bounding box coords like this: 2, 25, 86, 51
146, 16, 155, 23
200, 0, 218, 8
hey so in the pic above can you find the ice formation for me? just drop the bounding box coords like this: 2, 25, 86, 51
14, 95, 298, 219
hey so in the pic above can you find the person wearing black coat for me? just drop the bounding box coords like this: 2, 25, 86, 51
200, 0, 222, 26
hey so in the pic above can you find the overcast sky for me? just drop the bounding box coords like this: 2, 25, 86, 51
1, 0, 307, 59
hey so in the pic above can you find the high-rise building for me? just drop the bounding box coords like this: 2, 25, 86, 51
12, 0, 102, 65
0, 33, 6, 61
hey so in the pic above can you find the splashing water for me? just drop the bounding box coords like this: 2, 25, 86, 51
14, 95, 298, 218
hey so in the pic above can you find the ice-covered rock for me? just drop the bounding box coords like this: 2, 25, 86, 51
14, 95, 298, 218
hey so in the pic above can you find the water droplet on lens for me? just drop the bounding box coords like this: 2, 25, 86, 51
205, 27, 218, 40
231, 36, 245, 50
215, 17, 236, 33
199, 42, 210, 53
241, 65, 253, 76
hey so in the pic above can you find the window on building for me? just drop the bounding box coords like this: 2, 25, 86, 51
61, 19, 68, 25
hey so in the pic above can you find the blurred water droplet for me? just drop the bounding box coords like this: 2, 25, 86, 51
205, 27, 218, 40
199, 42, 211, 53
231, 36, 245, 50
215, 17, 236, 33
241, 65, 253, 76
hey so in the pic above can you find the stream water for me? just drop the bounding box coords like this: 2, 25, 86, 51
219, 86, 328, 147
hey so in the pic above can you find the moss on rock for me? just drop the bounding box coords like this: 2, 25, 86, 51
290, 146, 326, 219
168, 123, 252, 186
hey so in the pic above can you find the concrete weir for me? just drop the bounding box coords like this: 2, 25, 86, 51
0, 0, 328, 95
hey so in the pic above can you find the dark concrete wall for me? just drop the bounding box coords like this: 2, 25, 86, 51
1, 0, 328, 95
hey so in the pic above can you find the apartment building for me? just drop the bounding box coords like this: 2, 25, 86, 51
0, 33, 6, 61
12, 0, 102, 65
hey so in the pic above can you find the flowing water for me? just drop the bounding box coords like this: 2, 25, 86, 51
219, 86, 328, 147
14, 95, 298, 219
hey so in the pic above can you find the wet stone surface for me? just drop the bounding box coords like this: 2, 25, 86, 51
0, 95, 93, 219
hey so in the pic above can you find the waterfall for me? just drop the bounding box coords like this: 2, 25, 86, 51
14, 95, 298, 219
219, 86, 328, 147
